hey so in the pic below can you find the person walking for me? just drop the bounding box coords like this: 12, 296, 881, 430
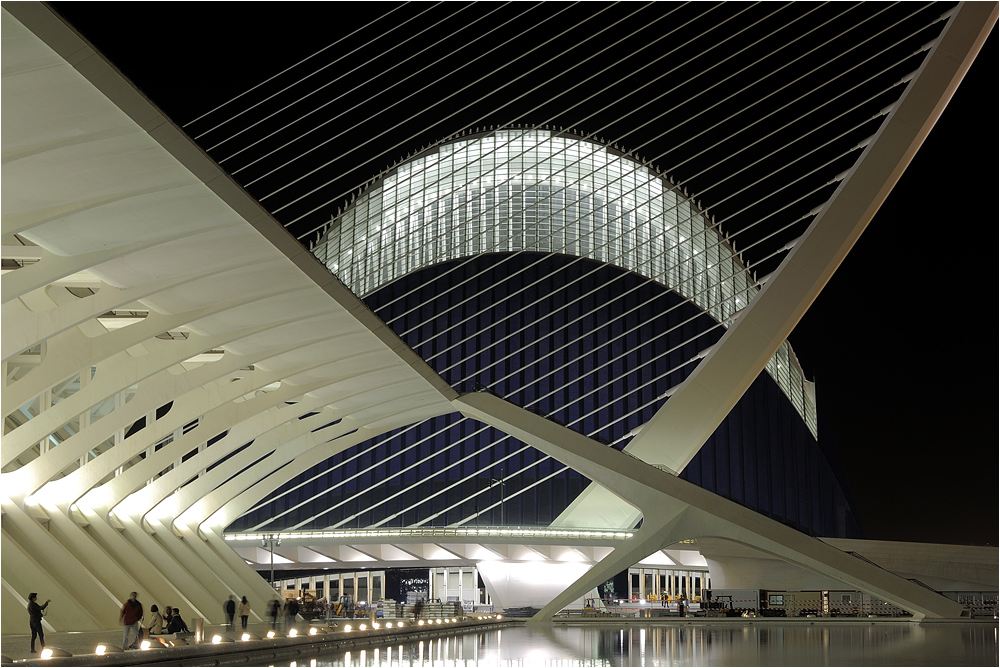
224, 595, 236, 631
119, 591, 144, 650
238, 595, 251, 630
27, 593, 50, 653
285, 597, 300, 631
269, 597, 281, 630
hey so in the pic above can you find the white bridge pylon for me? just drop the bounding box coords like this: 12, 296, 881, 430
456, 391, 964, 621
460, 1, 995, 622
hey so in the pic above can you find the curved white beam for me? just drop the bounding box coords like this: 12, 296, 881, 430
1, 4, 454, 632
456, 391, 966, 621
553, 0, 999, 528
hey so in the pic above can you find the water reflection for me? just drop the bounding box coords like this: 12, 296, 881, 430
294, 622, 997, 666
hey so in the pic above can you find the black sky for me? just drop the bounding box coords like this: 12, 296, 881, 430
48, 2, 997, 546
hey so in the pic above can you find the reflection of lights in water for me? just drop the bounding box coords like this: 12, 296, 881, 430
244, 624, 996, 666
310, 660, 316, 668
525, 648, 551, 664
360, 649, 366, 665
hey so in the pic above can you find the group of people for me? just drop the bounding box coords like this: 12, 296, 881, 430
27, 590, 261, 653
119, 592, 191, 649
267, 596, 296, 630
224, 595, 252, 630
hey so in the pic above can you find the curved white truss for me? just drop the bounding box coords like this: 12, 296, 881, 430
1, 5, 454, 632
2, 2, 992, 632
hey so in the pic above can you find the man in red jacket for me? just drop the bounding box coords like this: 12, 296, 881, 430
119, 592, 144, 650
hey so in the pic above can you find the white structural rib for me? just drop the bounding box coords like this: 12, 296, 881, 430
1, 4, 454, 633
455, 391, 965, 621
551, 0, 998, 530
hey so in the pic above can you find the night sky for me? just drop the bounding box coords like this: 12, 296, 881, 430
46, 3, 997, 546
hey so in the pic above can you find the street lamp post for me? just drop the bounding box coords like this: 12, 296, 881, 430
261, 534, 281, 589
490, 469, 506, 527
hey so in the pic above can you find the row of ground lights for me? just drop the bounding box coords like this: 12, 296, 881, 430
45, 615, 500, 659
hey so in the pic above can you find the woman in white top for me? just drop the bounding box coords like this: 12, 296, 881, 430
238, 596, 251, 630
147, 604, 164, 635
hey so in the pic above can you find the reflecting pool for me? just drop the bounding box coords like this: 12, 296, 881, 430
286, 622, 998, 666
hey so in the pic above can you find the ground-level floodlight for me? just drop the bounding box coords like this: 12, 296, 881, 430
40, 647, 73, 659
95, 644, 124, 655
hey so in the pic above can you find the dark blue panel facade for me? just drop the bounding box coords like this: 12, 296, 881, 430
230, 253, 861, 538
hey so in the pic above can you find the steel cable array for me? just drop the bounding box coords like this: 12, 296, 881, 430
179, 3, 956, 531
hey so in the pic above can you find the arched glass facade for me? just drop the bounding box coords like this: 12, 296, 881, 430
313, 129, 816, 435
233, 129, 861, 538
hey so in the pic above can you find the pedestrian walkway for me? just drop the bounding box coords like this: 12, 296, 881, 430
1, 615, 492, 665
2, 620, 285, 663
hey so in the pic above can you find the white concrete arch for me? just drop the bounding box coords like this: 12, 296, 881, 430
1, 4, 455, 632
2, 1, 993, 633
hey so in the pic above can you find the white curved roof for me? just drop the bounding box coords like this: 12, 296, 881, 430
316, 129, 817, 435
1, 6, 456, 629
